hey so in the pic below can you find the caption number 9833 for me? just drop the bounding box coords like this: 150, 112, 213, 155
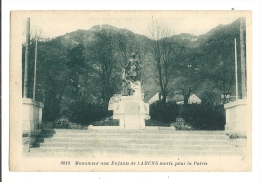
60, 161, 70, 165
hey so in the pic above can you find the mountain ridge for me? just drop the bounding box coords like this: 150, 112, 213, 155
57, 19, 238, 49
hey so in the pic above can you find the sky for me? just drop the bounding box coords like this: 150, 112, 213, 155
17, 11, 243, 39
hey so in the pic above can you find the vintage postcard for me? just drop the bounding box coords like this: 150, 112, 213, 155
10, 10, 252, 172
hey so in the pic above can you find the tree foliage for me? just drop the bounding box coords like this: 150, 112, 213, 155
86, 30, 117, 105
66, 42, 89, 99
36, 39, 69, 122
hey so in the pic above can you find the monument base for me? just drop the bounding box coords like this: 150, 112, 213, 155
112, 81, 150, 129
114, 114, 149, 129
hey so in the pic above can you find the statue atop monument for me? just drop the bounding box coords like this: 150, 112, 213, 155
124, 53, 143, 82
121, 53, 143, 96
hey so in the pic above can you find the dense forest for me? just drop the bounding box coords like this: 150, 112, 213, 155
22, 18, 246, 127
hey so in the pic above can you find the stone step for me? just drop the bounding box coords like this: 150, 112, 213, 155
37, 135, 229, 143
34, 143, 234, 150
35, 139, 230, 146
50, 129, 226, 135
36, 130, 226, 136
37, 135, 229, 141
36, 136, 230, 144
29, 147, 242, 156
50, 132, 228, 136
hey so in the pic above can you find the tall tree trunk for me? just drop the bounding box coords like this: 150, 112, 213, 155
161, 92, 167, 103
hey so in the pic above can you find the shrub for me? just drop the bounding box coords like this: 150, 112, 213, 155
66, 100, 112, 126
227, 133, 247, 139
92, 117, 119, 126
145, 119, 170, 127
150, 101, 179, 126
179, 103, 225, 130
53, 116, 70, 129
53, 116, 88, 129
173, 117, 192, 130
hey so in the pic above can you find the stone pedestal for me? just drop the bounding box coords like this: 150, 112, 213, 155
224, 99, 247, 137
22, 98, 44, 150
112, 82, 150, 129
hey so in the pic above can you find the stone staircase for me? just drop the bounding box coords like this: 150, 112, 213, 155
27, 128, 246, 157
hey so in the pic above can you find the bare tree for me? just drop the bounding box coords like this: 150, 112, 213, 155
148, 21, 185, 103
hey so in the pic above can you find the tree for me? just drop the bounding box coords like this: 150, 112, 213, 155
35, 38, 69, 122
66, 42, 89, 99
199, 34, 236, 102
87, 29, 116, 105
148, 22, 185, 103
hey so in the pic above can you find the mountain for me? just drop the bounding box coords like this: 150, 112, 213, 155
169, 21, 239, 48
56, 24, 152, 49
